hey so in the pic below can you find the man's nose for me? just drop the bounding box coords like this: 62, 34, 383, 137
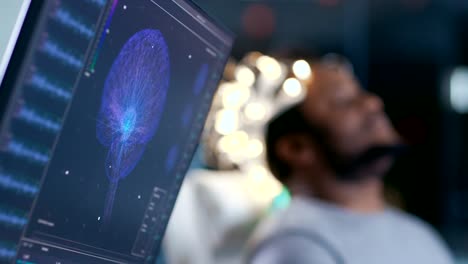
362, 92, 384, 114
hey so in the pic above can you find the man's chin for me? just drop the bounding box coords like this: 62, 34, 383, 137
356, 156, 394, 180
333, 144, 406, 182
335, 157, 393, 182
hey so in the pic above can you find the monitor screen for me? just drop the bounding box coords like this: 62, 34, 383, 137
0, 0, 233, 263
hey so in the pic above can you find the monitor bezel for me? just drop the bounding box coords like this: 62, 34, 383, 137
188, 0, 235, 43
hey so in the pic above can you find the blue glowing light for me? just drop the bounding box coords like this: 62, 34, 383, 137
96, 29, 170, 222
181, 104, 193, 128
0, 210, 27, 227
165, 146, 179, 172
18, 106, 61, 133
86, 0, 107, 7
30, 73, 72, 101
54, 9, 94, 39
270, 187, 291, 213
43, 41, 83, 69
193, 64, 209, 95
121, 108, 137, 141
8, 140, 49, 164
0, 246, 15, 260
0, 172, 38, 196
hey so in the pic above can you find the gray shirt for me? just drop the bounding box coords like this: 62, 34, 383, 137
248, 196, 454, 264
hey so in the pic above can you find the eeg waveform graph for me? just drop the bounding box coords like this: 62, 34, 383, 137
42, 40, 83, 69
0, 0, 107, 260
0, 207, 27, 228
96, 29, 170, 223
54, 9, 95, 39
0, 172, 38, 196
17, 106, 61, 133
7, 139, 49, 165
29, 73, 72, 101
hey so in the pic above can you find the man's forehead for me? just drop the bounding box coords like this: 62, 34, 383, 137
307, 64, 357, 99
297, 63, 360, 122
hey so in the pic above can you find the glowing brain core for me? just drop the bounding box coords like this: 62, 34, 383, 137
121, 108, 137, 141
96, 29, 170, 223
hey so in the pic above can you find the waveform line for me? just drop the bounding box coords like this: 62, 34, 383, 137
7, 140, 49, 165
89, 0, 118, 72
55, 9, 94, 39
18, 106, 61, 133
0, 172, 38, 196
0, 210, 27, 227
0, 245, 15, 260
30, 73, 72, 101
43, 41, 83, 69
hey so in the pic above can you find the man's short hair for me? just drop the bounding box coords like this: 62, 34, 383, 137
265, 105, 310, 183
265, 58, 354, 184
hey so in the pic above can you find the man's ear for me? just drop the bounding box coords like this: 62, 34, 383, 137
275, 134, 317, 169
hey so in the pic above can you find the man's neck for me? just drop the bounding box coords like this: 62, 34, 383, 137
290, 175, 386, 214
320, 177, 386, 213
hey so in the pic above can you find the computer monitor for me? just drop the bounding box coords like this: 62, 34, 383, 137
0, 0, 234, 263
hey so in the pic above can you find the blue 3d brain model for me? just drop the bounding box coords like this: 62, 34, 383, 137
96, 29, 170, 223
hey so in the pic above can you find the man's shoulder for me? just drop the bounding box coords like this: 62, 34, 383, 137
385, 207, 453, 260
248, 232, 339, 264
386, 207, 443, 238
249, 198, 330, 245
247, 200, 454, 264
247, 203, 341, 264
247, 198, 336, 261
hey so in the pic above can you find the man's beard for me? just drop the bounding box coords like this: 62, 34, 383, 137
319, 143, 406, 181
291, 107, 405, 181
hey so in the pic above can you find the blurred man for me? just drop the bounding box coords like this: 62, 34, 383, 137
247, 63, 453, 264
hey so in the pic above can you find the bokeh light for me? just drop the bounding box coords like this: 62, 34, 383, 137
235, 65, 256, 87
244, 102, 267, 121
215, 109, 239, 135
282, 78, 303, 98
292, 60, 312, 80
246, 139, 264, 159
256, 55, 282, 81
220, 82, 251, 109
217, 131, 249, 154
